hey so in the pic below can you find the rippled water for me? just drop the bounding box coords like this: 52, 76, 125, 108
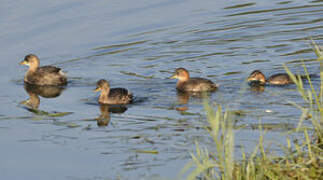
0, 0, 322, 179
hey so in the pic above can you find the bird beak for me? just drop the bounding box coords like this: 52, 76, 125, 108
168, 74, 177, 79
19, 60, 26, 65
93, 87, 101, 92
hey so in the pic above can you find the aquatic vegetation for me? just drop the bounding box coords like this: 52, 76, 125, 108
182, 41, 323, 179
26, 108, 73, 117
134, 150, 159, 154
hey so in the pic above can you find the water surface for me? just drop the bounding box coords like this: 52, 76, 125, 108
0, 0, 322, 179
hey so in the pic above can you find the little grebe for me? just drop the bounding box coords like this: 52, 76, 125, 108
20, 54, 67, 86
93, 79, 133, 105
169, 68, 218, 92
247, 70, 294, 85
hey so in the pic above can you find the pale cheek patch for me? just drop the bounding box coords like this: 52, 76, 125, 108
178, 77, 185, 81
59, 70, 66, 76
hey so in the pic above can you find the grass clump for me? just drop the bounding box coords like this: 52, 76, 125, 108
181, 41, 323, 179
180, 103, 234, 180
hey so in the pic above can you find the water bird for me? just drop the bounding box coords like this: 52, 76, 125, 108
19, 54, 67, 86
93, 79, 133, 105
169, 68, 218, 92
247, 70, 309, 85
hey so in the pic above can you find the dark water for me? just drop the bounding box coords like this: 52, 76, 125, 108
0, 0, 322, 179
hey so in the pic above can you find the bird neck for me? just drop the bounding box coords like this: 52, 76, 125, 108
178, 72, 189, 82
176, 81, 186, 90
177, 76, 189, 85
99, 88, 110, 102
28, 63, 39, 72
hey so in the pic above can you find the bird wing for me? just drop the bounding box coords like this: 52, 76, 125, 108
38, 66, 62, 74
181, 78, 217, 92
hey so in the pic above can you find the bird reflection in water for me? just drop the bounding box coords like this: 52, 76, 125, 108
175, 91, 211, 112
95, 105, 127, 127
20, 84, 65, 110
248, 81, 265, 93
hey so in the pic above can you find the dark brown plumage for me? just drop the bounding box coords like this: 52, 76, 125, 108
267, 73, 293, 85
20, 54, 67, 86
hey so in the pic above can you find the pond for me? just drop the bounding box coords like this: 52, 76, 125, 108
0, 0, 322, 179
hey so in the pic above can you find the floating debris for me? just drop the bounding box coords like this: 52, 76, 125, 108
26, 108, 72, 117
265, 109, 273, 113
134, 150, 159, 154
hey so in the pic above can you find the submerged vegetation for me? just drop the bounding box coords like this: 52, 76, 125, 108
182, 42, 323, 179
